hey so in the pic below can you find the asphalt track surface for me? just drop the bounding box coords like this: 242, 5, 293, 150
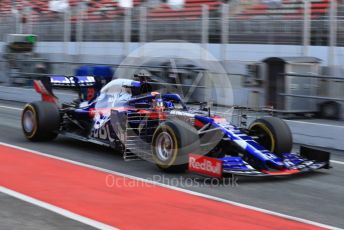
0, 100, 344, 229
0, 192, 96, 230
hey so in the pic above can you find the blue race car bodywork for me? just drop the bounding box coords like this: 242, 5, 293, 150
25, 76, 330, 177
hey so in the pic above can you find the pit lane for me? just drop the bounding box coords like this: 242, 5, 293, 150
0, 101, 343, 229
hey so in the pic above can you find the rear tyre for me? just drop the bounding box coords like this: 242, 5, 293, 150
21, 101, 60, 141
249, 116, 292, 155
152, 119, 200, 172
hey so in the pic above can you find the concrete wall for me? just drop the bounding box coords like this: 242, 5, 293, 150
1, 42, 344, 66
33, 42, 344, 66
286, 120, 344, 150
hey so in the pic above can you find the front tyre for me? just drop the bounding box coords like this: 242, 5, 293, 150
249, 116, 292, 155
152, 120, 200, 172
21, 101, 60, 141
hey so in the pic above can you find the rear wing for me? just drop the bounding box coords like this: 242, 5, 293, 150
50, 75, 96, 87
33, 75, 96, 104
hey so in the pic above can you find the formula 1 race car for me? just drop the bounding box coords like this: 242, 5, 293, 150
21, 75, 331, 177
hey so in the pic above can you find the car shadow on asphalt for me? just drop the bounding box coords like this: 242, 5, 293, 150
233, 171, 331, 184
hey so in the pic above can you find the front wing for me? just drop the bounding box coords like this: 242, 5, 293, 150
188, 146, 330, 177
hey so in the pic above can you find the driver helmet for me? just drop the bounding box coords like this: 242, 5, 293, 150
153, 94, 165, 111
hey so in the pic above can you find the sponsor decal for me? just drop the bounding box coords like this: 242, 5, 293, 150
188, 154, 222, 177
50, 76, 95, 87
170, 110, 194, 117
91, 123, 115, 142
51, 76, 72, 85
169, 110, 195, 125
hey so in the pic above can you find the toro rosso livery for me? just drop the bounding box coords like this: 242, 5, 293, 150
21, 75, 331, 177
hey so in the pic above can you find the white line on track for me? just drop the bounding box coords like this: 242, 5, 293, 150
331, 160, 344, 165
0, 142, 342, 230
0, 105, 22, 111
287, 120, 344, 128
0, 186, 118, 230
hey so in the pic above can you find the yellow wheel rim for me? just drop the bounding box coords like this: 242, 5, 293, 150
152, 125, 179, 168
249, 122, 276, 152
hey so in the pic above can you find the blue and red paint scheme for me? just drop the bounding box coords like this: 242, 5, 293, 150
32, 76, 330, 177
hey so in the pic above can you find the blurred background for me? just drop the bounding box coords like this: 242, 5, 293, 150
0, 0, 344, 124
